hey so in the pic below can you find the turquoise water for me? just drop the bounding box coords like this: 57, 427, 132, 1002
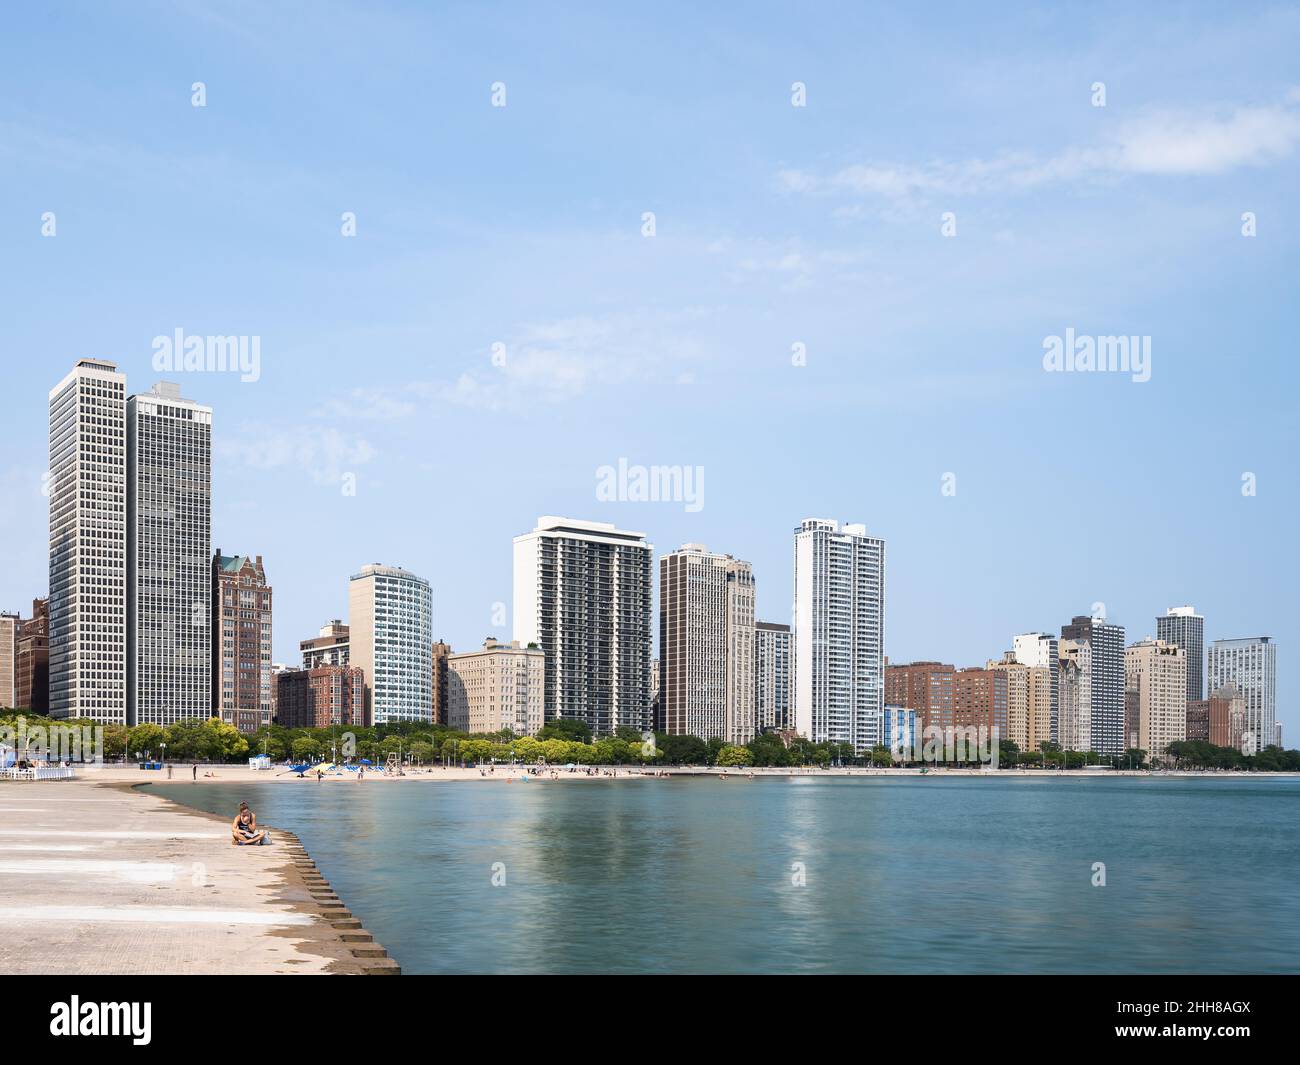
151, 775, 1300, 974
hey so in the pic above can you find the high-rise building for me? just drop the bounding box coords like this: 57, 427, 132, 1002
15, 599, 50, 714
348, 564, 433, 725
513, 516, 653, 735
1185, 699, 1209, 742
989, 650, 1053, 753
754, 621, 793, 732
431, 639, 452, 725
48, 358, 128, 724
1207, 638, 1275, 755
126, 382, 212, 728
1061, 614, 1126, 756
885, 661, 956, 734
1057, 639, 1092, 751
212, 551, 273, 734
1013, 632, 1059, 743
659, 544, 756, 743
0, 612, 18, 709
301, 620, 349, 669
1156, 606, 1205, 702
792, 519, 885, 752
446, 638, 545, 736
1125, 638, 1187, 762
275, 666, 365, 730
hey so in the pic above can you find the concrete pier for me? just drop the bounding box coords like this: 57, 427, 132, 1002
0, 778, 397, 975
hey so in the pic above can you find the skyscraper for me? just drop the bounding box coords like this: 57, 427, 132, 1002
212, 551, 273, 734
792, 519, 885, 752
513, 516, 653, 735
1124, 638, 1187, 762
1057, 639, 1091, 751
0, 612, 18, 709
1156, 606, 1205, 702
48, 359, 128, 724
660, 544, 756, 743
754, 621, 793, 732
1207, 638, 1276, 755
126, 382, 213, 727
1013, 632, 1059, 743
348, 564, 433, 725
989, 650, 1053, 754
1061, 614, 1126, 756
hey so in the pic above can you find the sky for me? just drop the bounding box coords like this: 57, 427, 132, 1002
1, 2, 1297, 740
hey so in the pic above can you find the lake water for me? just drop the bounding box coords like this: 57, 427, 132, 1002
151, 774, 1300, 974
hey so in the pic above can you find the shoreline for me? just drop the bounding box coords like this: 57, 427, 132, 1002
0, 776, 397, 975
76, 764, 1300, 785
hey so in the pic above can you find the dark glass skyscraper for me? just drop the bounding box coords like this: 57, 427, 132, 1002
1156, 606, 1204, 702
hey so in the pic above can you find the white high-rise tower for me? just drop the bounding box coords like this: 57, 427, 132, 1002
792, 519, 885, 752
48, 359, 128, 724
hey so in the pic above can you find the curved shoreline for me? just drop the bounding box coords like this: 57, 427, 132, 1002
136, 781, 399, 975
0, 776, 397, 975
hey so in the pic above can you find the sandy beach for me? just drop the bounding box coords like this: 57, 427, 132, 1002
0, 777, 397, 975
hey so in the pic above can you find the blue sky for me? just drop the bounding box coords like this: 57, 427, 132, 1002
1, 2, 1296, 739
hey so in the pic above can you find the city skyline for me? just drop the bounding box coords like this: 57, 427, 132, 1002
1, 4, 1296, 742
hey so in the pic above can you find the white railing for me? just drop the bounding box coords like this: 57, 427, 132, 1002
2, 766, 77, 781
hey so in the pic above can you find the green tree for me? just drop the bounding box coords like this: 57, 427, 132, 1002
716, 744, 753, 767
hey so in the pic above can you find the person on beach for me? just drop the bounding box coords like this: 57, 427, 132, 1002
231, 802, 267, 846
192, 764, 197, 781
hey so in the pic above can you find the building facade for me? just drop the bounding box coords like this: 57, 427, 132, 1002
1125, 638, 1187, 762
754, 621, 792, 732
1057, 638, 1092, 751
301, 620, 349, 669
1206, 683, 1247, 750
348, 564, 433, 725
0, 612, 17, 709
1013, 632, 1059, 743
659, 544, 756, 743
885, 661, 956, 734
513, 516, 653, 735
792, 519, 885, 752
431, 639, 452, 725
127, 382, 213, 728
275, 666, 365, 730
15, 599, 50, 714
49, 359, 128, 724
1207, 637, 1276, 755
989, 651, 1053, 754
446, 639, 545, 736
1156, 606, 1204, 703
1061, 614, 1126, 756
212, 551, 273, 734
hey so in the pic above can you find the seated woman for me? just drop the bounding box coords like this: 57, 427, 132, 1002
231, 802, 267, 846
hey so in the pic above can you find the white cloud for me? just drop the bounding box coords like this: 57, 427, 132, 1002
782, 94, 1300, 203
219, 425, 377, 485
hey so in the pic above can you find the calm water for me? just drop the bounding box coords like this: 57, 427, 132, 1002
151, 775, 1300, 974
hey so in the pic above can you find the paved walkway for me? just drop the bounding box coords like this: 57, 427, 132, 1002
0, 778, 386, 974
